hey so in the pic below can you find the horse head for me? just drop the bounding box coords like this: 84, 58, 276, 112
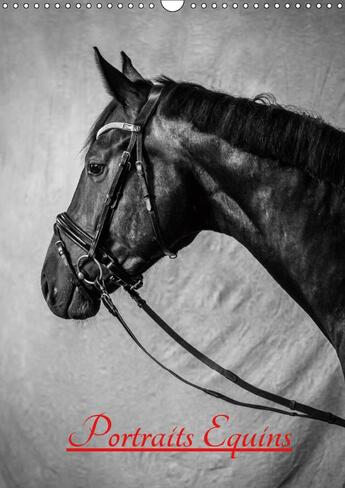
41, 49, 201, 319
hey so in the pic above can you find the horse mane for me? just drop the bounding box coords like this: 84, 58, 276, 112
157, 76, 345, 189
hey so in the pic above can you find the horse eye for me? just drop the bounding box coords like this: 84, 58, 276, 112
88, 163, 105, 176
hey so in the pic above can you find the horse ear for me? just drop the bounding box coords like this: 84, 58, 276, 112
121, 51, 145, 82
93, 47, 136, 104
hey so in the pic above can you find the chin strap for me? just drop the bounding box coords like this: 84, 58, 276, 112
96, 278, 345, 429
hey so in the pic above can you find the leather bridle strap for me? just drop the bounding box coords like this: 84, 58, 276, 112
55, 85, 174, 288
102, 286, 345, 428
133, 85, 176, 258
134, 85, 163, 126
92, 84, 175, 260
135, 132, 176, 259
89, 130, 137, 258
101, 290, 310, 417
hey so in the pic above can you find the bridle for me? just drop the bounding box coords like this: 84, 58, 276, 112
53, 85, 345, 429
55, 85, 176, 293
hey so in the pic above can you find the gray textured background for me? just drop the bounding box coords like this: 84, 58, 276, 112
1, 6, 345, 488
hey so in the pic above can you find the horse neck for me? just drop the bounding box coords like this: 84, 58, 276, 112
191, 135, 345, 369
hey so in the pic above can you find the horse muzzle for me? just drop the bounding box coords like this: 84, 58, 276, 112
41, 242, 101, 320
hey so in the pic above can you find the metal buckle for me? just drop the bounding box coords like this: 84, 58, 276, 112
55, 240, 70, 267
130, 277, 143, 290
123, 123, 141, 132
135, 161, 144, 175
55, 240, 65, 257
76, 254, 103, 285
119, 151, 130, 167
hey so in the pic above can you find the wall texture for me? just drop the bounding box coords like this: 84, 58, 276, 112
1, 7, 345, 488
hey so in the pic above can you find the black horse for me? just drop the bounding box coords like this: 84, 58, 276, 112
41, 49, 345, 395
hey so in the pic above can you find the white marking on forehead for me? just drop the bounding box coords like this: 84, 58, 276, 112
96, 122, 141, 140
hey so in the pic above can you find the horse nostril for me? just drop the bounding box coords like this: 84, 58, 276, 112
41, 273, 49, 300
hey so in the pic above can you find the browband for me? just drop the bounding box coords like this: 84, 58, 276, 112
96, 122, 141, 139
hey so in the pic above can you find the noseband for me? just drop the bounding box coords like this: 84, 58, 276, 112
53, 85, 345, 429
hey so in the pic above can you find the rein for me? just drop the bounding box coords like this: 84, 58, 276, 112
54, 85, 345, 429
